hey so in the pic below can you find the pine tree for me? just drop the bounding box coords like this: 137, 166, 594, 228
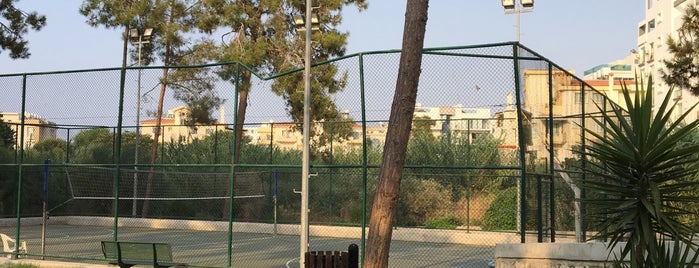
662, 5, 699, 95
0, 0, 46, 59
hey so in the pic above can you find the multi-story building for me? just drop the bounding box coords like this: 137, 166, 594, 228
583, 55, 636, 82
0, 112, 57, 149
636, 0, 699, 122
253, 121, 302, 151
493, 69, 637, 162
413, 103, 492, 142
139, 106, 228, 143
252, 117, 388, 151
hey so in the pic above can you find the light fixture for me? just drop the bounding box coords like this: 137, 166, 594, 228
502, 0, 515, 9
293, 9, 320, 32
294, 1, 320, 266
501, 0, 534, 42
130, 28, 153, 44
141, 28, 153, 42
129, 26, 153, 217
129, 28, 139, 40
293, 15, 305, 28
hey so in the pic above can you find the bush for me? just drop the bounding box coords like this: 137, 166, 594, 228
481, 187, 517, 231
424, 215, 462, 229
397, 178, 454, 227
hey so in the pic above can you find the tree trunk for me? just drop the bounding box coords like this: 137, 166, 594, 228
363, 1, 429, 267
142, 0, 175, 217
141, 66, 169, 217
222, 71, 251, 219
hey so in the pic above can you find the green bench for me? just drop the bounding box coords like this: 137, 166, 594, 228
101, 241, 186, 268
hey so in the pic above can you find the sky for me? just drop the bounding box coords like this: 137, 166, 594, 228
0, 1, 648, 128
1, 1, 645, 76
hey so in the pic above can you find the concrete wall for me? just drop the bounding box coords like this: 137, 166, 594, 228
495, 243, 616, 267
495, 242, 699, 267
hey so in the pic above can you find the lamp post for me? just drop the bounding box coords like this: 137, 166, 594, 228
129, 27, 153, 216
502, 0, 534, 41
502, 0, 533, 239
293, 2, 319, 265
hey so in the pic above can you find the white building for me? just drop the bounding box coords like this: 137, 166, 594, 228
636, 0, 699, 122
413, 103, 492, 142
583, 54, 636, 82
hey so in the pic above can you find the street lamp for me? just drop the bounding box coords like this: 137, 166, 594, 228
502, 0, 534, 41
502, 0, 533, 239
294, 2, 319, 266
129, 27, 153, 216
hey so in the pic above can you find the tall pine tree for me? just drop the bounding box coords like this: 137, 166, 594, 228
0, 0, 46, 59
662, 4, 699, 95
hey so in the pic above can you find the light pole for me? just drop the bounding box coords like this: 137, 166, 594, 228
502, 0, 533, 238
129, 27, 153, 216
294, 2, 319, 266
502, 0, 534, 41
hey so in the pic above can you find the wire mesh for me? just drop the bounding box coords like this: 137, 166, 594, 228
0, 43, 616, 267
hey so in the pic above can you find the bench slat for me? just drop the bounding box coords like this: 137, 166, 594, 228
101, 241, 184, 268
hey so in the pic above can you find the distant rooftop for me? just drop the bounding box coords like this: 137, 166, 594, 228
583, 64, 632, 76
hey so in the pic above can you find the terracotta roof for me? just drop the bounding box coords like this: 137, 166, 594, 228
140, 118, 175, 124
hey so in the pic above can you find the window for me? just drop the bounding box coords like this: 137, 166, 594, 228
647, 0, 653, 9
592, 93, 605, 104
639, 25, 646, 36
574, 92, 583, 104
648, 19, 655, 32
553, 123, 562, 136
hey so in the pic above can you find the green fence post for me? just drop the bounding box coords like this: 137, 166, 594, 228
513, 43, 527, 243
358, 53, 368, 267
15, 74, 28, 259
547, 63, 556, 242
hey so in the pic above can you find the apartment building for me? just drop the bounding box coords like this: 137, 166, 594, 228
139, 106, 228, 142
0, 112, 57, 149
252, 119, 388, 151
494, 69, 637, 162
636, 0, 699, 122
253, 121, 302, 150
413, 103, 492, 142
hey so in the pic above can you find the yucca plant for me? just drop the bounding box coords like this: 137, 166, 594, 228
576, 76, 699, 267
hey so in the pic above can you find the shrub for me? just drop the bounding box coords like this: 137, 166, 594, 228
397, 178, 454, 226
481, 187, 517, 231
424, 215, 462, 229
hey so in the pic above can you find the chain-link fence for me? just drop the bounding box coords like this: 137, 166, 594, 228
0, 42, 623, 267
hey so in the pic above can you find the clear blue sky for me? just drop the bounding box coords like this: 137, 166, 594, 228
2, 0, 644, 76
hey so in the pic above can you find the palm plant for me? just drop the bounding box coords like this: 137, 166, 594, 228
576, 76, 699, 267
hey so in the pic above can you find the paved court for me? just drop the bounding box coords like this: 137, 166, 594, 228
1, 220, 496, 268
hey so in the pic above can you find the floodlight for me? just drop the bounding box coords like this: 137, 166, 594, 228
502, 0, 515, 9
129, 28, 139, 42
521, 0, 534, 8
142, 28, 154, 42
293, 15, 305, 27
